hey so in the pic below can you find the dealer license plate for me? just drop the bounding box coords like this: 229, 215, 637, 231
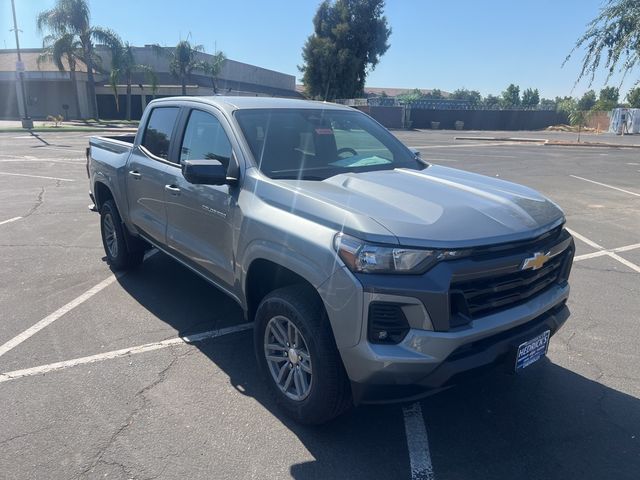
515, 330, 550, 372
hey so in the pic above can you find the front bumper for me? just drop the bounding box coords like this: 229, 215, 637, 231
340, 283, 570, 404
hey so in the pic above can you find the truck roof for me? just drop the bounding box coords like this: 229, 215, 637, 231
148, 95, 353, 113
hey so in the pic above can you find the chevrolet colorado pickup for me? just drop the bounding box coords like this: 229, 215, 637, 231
88, 97, 574, 424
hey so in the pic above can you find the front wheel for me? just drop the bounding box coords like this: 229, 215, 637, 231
254, 286, 352, 424
100, 200, 144, 271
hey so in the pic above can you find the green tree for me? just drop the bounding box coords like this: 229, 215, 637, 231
627, 87, 640, 107
202, 51, 227, 94
37, 0, 118, 119
483, 94, 501, 108
37, 32, 83, 119
300, 0, 391, 100
594, 86, 619, 111
540, 98, 557, 109
424, 88, 444, 99
501, 84, 521, 107
556, 97, 577, 115
521, 88, 540, 107
564, 0, 640, 85
577, 90, 597, 111
108, 38, 157, 121
396, 88, 424, 103
153, 40, 207, 96
451, 88, 482, 105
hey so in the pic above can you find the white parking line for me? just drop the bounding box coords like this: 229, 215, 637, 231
568, 228, 640, 273
574, 242, 640, 261
570, 175, 640, 198
0, 216, 22, 226
0, 250, 158, 359
403, 402, 435, 480
0, 172, 74, 182
0, 274, 120, 358
0, 323, 253, 384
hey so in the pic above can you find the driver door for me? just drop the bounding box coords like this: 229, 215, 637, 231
164, 108, 238, 288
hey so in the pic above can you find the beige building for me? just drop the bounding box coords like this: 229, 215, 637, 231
0, 46, 299, 120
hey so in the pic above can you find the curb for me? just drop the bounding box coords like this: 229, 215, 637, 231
454, 136, 640, 148
544, 141, 640, 149
454, 136, 545, 143
0, 128, 138, 133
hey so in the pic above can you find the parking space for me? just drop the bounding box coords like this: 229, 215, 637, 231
0, 130, 638, 479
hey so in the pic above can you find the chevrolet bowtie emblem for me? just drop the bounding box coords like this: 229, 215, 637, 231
521, 252, 551, 271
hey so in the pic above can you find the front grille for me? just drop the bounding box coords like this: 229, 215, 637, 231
450, 248, 571, 320
368, 302, 410, 344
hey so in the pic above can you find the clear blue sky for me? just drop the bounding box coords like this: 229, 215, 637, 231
1, 0, 635, 99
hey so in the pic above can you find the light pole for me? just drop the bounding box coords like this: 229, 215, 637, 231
10, 0, 32, 129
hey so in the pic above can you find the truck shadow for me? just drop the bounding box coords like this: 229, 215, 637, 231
114, 252, 640, 480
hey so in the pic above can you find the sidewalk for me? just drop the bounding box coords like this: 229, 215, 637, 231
0, 119, 138, 132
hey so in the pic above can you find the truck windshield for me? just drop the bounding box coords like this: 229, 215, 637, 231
235, 108, 425, 180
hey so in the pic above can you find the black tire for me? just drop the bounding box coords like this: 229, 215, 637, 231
99, 199, 144, 271
254, 285, 352, 425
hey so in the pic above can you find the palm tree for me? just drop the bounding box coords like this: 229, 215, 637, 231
202, 51, 226, 94
37, 33, 83, 119
153, 40, 207, 96
108, 39, 157, 121
36, 0, 118, 119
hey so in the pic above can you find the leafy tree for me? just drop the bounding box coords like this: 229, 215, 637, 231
501, 84, 521, 107
397, 88, 424, 102
300, 0, 391, 100
451, 88, 482, 105
556, 97, 577, 115
37, 32, 83, 118
521, 88, 540, 107
627, 87, 640, 107
423, 88, 444, 99
37, 0, 118, 119
540, 98, 557, 109
577, 90, 597, 111
153, 40, 208, 96
564, 0, 640, 85
594, 86, 619, 111
108, 38, 157, 120
483, 94, 501, 108
202, 51, 226, 94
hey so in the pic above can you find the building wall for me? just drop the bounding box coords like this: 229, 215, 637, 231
0, 82, 20, 119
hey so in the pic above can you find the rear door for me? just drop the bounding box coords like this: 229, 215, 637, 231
164, 108, 238, 288
126, 106, 180, 245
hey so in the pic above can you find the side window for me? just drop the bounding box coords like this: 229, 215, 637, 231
180, 110, 232, 168
141, 107, 180, 160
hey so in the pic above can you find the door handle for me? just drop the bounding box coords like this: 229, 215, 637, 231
128, 170, 142, 180
164, 184, 181, 196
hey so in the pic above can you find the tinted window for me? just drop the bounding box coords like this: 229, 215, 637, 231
142, 107, 179, 160
235, 109, 422, 180
180, 110, 232, 168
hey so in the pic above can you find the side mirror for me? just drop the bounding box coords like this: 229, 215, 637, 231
182, 159, 228, 185
409, 147, 421, 157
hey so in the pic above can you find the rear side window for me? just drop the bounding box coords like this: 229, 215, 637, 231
180, 110, 232, 168
141, 107, 179, 160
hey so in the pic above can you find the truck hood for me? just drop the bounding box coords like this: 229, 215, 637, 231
274, 165, 564, 248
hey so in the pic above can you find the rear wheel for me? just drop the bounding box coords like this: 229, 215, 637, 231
100, 200, 144, 270
254, 285, 352, 424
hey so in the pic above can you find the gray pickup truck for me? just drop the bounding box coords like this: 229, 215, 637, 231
88, 96, 574, 424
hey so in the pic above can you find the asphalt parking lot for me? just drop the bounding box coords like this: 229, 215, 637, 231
0, 128, 638, 480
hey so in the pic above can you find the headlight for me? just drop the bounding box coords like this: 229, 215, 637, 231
334, 233, 465, 274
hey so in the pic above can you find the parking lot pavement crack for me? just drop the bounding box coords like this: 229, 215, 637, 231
0, 424, 54, 447
74, 348, 191, 479
22, 187, 46, 219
